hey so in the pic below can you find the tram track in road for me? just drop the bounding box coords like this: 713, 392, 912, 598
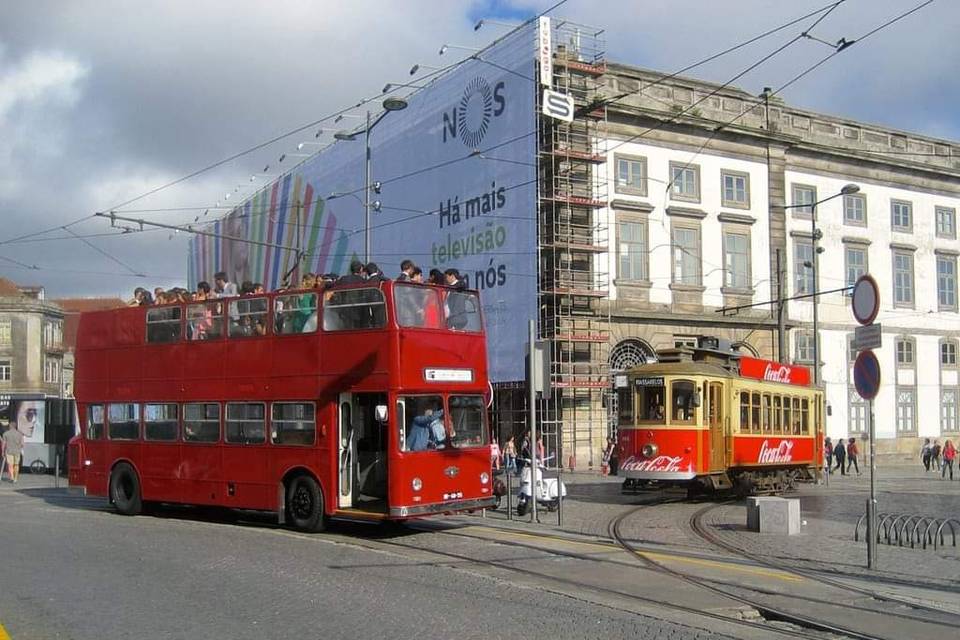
609, 501, 960, 640
687, 503, 960, 623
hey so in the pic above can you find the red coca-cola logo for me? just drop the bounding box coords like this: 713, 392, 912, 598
740, 357, 811, 386
763, 364, 791, 383
621, 455, 684, 472
757, 439, 794, 463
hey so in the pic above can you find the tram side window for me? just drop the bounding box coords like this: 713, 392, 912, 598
801, 398, 810, 435
399, 395, 444, 452
762, 394, 772, 434
323, 289, 386, 331
108, 403, 140, 440
751, 393, 761, 433
186, 302, 223, 341
146, 307, 182, 343
86, 404, 104, 440
274, 293, 318, 335
228, 297, 268, 338
183, 403, 220, 443
444, 290, 482, 332
225, 402, 265, 444
672, 380, 697, 423
271, 402, 316, 446
617, 387, 635, 426
739, 391, 750, 432
637, 381, 666, 423
395, 285, 441, 328
792, 397, 802, 434
773, 396, 783, 434
783, 397, 793, 436
144, 403, 178, 441
449, 395, 487, 448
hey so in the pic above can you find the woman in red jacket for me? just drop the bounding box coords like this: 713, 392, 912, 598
942, 440, 956, 481
846, 437, 861, 476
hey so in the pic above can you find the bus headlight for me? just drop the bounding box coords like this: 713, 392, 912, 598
480, 472, 489, 485
412, 477, 423, 491
641, 443, 658, 459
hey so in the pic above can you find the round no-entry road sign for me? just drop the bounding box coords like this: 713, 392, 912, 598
852, 274, 880, 326
854, 350, 881, 400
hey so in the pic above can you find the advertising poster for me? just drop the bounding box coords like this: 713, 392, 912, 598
190, 23, 538, 382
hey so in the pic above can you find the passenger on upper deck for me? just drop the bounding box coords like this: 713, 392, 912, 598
337, 260, 366, 286
365, 262, 387, 284
214, 271, 238, 298
410, 267, 423, 283
444, 268, 468, 330
194, 281, 212, 301
397, 259, 415, 281
428, 268, 444, 285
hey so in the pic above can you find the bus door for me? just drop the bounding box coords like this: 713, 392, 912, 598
338, 393, 354, 508
353, 393, 388, 511
708, 382, 725, 471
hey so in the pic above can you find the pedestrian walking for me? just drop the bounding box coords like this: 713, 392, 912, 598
824, 437, 833, 475
503, 435, 517, 474
921, 438, 933, 472
490, 436, 501, 471
846, 437, 861, 475
931, 441, 942, 471
833, 439, 847, 475
2, 424, 25, 483
941, 440, 956, 481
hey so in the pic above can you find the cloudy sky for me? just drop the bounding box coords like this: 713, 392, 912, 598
0, 0, 955, 299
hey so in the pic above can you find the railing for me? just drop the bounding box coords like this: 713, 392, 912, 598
854, 512, 959, 551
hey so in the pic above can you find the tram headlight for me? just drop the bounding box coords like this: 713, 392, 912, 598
641, 443, 658, 459
480, 472, 489, 485
412, 477, 423, 491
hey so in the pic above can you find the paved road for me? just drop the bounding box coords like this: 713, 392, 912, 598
0, 476, 728, 640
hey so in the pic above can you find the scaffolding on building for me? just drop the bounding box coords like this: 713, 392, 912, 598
536, 22, 611, 470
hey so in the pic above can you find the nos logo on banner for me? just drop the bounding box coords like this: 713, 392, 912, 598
443, 77, 506, 147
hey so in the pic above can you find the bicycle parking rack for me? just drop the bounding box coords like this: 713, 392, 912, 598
855, 512, 959, 550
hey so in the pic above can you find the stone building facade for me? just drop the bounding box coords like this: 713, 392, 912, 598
597, 61, 959, 456
0, 278, 65, 402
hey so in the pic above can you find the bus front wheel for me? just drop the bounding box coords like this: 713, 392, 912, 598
110, 463, 142, 516
286, 475, 325, 533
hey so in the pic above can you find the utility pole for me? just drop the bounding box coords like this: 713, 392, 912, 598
776, 248, 786, 362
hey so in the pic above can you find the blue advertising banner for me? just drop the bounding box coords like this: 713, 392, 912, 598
191, 24, 538, 382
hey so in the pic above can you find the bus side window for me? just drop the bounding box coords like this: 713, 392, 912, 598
225, 402, 266, 444
271, 402, 316, 445
146, 307, 182, 343
87, 404, 104, 440
274, 293, 318, 335
323, 289, 386, 331
229, 297, 268, 338
107, 403, 140, 440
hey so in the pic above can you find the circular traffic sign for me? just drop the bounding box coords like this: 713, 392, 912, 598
854, 350, 881, 400
852, 275, 880, 326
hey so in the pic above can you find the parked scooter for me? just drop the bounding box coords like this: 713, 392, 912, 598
516, 455, 567, 516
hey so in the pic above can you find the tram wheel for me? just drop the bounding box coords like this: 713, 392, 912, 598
110, 463, 143, 516
286, 475, 326, 533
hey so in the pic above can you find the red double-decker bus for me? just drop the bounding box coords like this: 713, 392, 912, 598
69, 281, 495, 531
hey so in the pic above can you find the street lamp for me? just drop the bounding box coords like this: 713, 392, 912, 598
333, 97, 409, 262
782, 183, 860, 384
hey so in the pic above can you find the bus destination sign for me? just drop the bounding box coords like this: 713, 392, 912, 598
739, 357, 811, 387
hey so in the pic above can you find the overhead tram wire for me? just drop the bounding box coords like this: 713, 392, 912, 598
61, 226, 147, 277
665, 0, 936, 182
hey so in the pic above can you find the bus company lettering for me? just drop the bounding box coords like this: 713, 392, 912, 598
758, 440, 794, 463
763, 364, 792, 383
621, 455, 684, 472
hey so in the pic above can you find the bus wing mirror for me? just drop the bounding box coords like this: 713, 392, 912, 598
375, 405, 388, 423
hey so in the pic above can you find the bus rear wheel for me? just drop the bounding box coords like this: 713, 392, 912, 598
110, 463, 142, 516
286, 475, 325, 532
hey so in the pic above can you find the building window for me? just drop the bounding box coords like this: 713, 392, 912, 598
674, 336, 697, 349
794, 240, 814, 295
615, 154, 647, 196
672, 225, 701, 285
943, 389, 959, 433
896, 388, 916, 434
43, 320, 63, 348
669, 162, 700, 202
721, 171, 750, 208
844, 245, 867, 294
617, 219, 648, 281
0, 319, 10, 345
843, 193, 866, 226
723, 231, 750, 289
942, 340, 958, 367
937, 254, 957, 311
936, 207, 957, 239
895, 338, 914, 366
791, 184, 816, 217
44, 358, 60, 384
891, 199, 912, 232
848, 387, 867, 434
892, 250, 914, 307
0, 360, 10, 381
795, 331, 815, 364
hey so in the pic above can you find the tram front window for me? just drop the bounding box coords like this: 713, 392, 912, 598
635, 378, 665, 424
672, 380, 697, 424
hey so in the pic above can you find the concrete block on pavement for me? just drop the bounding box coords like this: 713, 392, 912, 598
755, 497, 801, 535
745, 496, 779, 532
